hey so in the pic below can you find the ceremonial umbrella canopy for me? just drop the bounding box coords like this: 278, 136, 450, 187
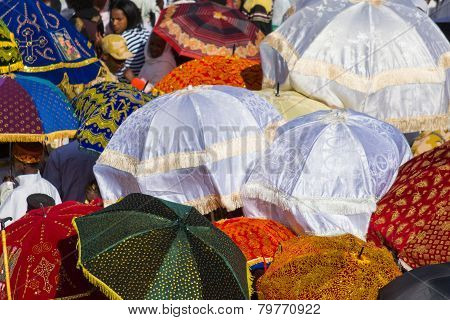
155, 55, 263, 93
367, 142, 449, 269
72, 82, 156, 153
378, 263, 450, 300
242, 109, 412, 239
214, 217, 296, 269
255, 88, 330, 120
73, 193, 250, 300
94, 85, 283, 214
0, 75, 78, 142
257, 234, 401, 300
0, 201, 102, 300
0, 0, 109, 98
153, 2, 265, 60
260, 0, 450, 132
0, 18, 23, 73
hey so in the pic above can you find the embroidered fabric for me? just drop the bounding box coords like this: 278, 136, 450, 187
94, 85, 283, 214
242, 109, 412, 239
260, 0, 450, 132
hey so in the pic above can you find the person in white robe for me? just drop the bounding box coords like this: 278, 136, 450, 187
0, 143, 61, 222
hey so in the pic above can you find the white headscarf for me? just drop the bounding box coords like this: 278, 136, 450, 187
138, 39, 177, 86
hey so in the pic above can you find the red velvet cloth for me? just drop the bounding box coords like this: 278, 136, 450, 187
0, 201, 102, 300
367, 142, 449, 268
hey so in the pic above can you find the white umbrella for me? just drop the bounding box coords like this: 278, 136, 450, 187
261, 0, 450, 133
241, 108, 412, 239
94, 85, 283, 214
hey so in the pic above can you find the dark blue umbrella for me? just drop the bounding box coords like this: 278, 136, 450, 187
0, 0, 104, 96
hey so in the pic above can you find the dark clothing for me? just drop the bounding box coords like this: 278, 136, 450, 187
43, 141, 99, 202
70, 8, 104, 43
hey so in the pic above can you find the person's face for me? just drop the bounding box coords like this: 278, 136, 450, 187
111, 8, 128, 34
149, 33, 166, 58
101, 53, 125, 74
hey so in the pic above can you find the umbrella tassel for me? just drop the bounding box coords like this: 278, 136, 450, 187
1, 217, 13, 300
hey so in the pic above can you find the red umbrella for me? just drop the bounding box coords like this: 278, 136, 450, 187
154, 2, 264, 60
367, 142, 449, 269
0, 201, 102, 300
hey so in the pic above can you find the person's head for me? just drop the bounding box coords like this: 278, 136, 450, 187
100, 34, 133, 73
94, 0, 108, 10
26, 193, 55, 212
148, 32, 166, 58
66, 0, 94, 11
12, 142, 44, 175
110, 0, 142, 34
85, 180, 101, 203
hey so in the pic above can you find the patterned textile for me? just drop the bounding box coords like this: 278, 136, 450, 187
93, 85, 283, 214
240, 0, 273, 35
0, 75, 78, 142
257, 234, 401, 300
155, 55, 262, 93
0, 201, 102, 300
367, 142, 450, 269
411, 130, 450, 157
0, 18, 23, 73
72, 82, 156, 153
73, 193, 250, 300
260, 0, 450, 132
242, 109, 412, 239
0, 0, 103, 88
214, 217, 295, 267
154, 2, 264, 60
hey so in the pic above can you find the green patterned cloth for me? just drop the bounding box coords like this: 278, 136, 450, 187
0, 19, 23, 73
73, 193, 250, 300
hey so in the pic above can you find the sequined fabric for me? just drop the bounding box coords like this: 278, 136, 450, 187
72, 82, 155, 153
155, 56, 262, 93
73, 193, 250, 300
257, 234, 401, 300
0, 18, 23, 73
367, 142, 450, 268
214, 217, 295, 267
0, 202, 102, 300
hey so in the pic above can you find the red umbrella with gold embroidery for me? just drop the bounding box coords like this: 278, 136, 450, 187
153, 2, 264, 60
214, 217, 295, 269
367, 142, 449, 269
0, 201, 102, 300
155, 55, 262, 93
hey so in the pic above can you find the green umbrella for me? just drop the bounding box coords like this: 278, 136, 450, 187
73, 193, 251, 300
0, 18, 23, 73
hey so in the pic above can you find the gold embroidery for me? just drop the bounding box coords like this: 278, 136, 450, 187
22, 57, 98, 73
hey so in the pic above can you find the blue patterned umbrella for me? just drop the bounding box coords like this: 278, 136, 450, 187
0, 0, 105, 96
0, 74, 78, 142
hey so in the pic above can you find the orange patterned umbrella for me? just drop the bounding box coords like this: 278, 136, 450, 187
367, 142, 449, 269
214, 217, 295, 268
257, 234, 401, 300
155, 55, 262, 93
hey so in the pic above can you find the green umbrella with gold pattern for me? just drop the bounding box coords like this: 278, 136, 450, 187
73, 193, 251, 300
0, 18, 23, 73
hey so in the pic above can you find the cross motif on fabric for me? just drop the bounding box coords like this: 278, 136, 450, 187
33, 257, 55, 294
17, 27, 48, 64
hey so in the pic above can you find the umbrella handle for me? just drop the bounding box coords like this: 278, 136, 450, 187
1, 229, 12, 300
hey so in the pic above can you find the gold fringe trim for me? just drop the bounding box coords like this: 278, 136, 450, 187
22, 57, 99, 73
0, 60, 23, 73
72, 218, 123, 300
263, 32, 449, 93
247, 265, 254, 298
385, 113, 449, 133
98, 125, 281, 177
184, 192, 243, 215
0, 130, 76, 143
53, 288, 96, 300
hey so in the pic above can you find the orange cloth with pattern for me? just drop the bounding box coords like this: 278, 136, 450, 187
367, 142, 449, 268
257, 234, 401, 300
155, 56, 262, 93
0, 201, 102, 300
214, 217, 295, 266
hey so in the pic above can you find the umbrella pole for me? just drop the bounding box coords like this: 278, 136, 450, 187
8, 142, 12, 177
0, 217, 13, 300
